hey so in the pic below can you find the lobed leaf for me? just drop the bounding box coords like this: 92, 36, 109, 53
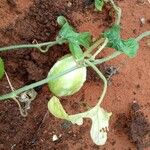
122, 38, 139, 57
103, 25, 139, 57
57, 16, 91, 62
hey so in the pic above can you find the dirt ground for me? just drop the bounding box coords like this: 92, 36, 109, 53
0, 0, 150, 150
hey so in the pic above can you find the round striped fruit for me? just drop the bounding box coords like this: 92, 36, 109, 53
48, 55, 86, 97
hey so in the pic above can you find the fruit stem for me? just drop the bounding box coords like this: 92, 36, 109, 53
85, 59, 107, 106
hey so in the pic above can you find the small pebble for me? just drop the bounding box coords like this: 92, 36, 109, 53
140, 17, 146, 25
52, 134, 58, 142
67, 2, 72, 7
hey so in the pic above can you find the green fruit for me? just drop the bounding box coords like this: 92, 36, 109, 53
48, 55, 86, 97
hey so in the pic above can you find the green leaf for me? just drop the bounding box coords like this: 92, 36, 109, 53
48, 96, 112, 145
103, 25, 122, 50
68, 43, 84, 62
57, 16, 91, 62
95, 0, 104, 11
103, 25, 139, 57
48, 96, 69, 120
0, 57, 5, 80
122, 38, 139, 57
78, 32, 91, 48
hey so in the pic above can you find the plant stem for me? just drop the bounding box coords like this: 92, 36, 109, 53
92, 51, 122, 65
92, 38, 108, 59
85, 60, 107, 106
109, 0, 121, 25
84, 38, 105, 57
136, 31, 150, 42
0, 39, 65, 53
0, 51, 122, 101
0, 66, 79, 100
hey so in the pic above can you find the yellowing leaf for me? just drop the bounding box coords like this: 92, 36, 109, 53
48, 96, 112, 145
48, 96, 69, 120
88, 106, 112, 145
69, 115, 84, 125
69, 106, 112, 145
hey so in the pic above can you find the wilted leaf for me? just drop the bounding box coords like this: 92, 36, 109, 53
48, 96, 69, 120
48, 97, 112, 145
88, 106, 112, 145
69, 106, 112, 145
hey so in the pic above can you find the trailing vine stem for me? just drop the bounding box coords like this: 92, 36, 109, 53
109, 0, 121, 25
92, 38, 109, 59
0, 27, 150, 101
0, 38, 65, 53
0, 66, 79, 100
93, 51, 122, 65
0, 51, 121, 101
85, 60, 107, 106
84, 38, 105, 57
136, 31, 150, 42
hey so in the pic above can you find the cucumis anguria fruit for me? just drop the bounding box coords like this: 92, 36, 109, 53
48, 54, 86, 97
